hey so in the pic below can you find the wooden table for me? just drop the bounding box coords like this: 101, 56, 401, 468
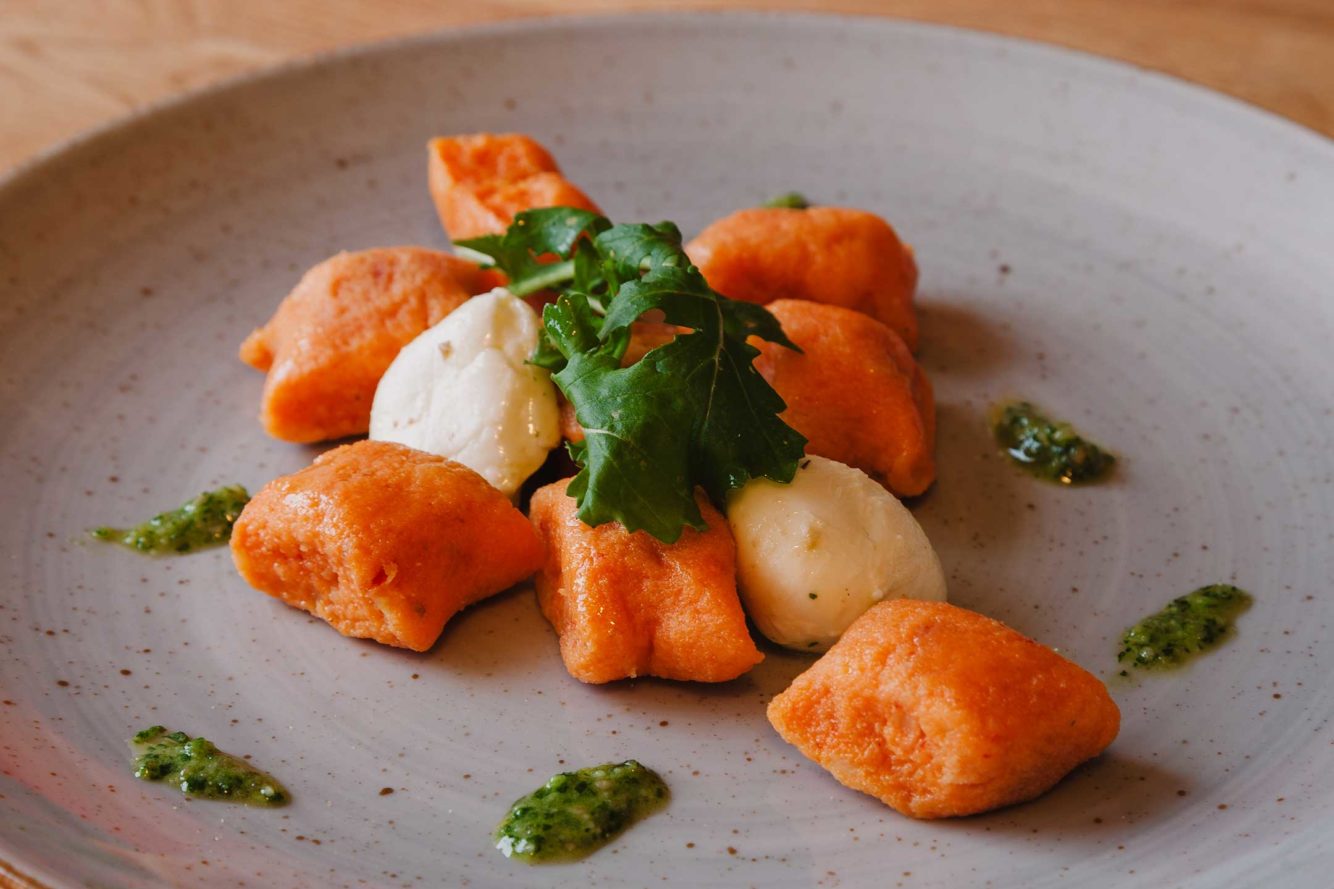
1, 0, 1331, 175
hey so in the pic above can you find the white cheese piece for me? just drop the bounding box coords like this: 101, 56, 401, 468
369, 287, 560, 496
726, 455, 946, 652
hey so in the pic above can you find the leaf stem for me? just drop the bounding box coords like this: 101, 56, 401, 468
506, 259, 576, 297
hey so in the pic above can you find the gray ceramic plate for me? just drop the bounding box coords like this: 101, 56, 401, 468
2, 12, 1331, 888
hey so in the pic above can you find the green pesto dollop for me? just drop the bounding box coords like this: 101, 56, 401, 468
92, 484, 249, 554
1118, 584, 1253, 670
992, 401, 1115, 484
131, 726, 288, 805
494, 760, 668, 862
762, 191, 810, 209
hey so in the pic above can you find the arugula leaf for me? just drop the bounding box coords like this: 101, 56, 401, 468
594, 222, 690, 282
462, 207, 806, 542
546, 293, 703, 540
455, 207, 605, 297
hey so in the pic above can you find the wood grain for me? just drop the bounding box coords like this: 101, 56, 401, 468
1, 0, 1331, 174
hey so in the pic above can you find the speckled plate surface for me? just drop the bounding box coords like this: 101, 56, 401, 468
2, 12, 1332, 888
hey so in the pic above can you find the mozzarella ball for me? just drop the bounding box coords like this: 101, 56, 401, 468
726, 455, 946, 652
370, 287, 560, 496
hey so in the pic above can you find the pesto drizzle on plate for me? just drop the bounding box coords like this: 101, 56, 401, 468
131, 726, 288, 805
1118, 584, 1253, 671
992, 401, 1115, 484
92, 484, 249, 554
494, 760, 668, 862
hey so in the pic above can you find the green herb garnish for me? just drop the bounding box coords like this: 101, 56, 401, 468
493, 760, 668, 862
992, 401, 1115, 484
92, 484, 249, 554
459, 208, 805, 543
131, 725, 288, 805
762, 192, 810, 209
1118, 584, 1252, 670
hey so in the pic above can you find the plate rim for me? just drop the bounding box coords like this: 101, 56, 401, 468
1, 9, 1331, 206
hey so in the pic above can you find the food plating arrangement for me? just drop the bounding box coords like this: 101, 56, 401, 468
85, 132, 1254, 864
